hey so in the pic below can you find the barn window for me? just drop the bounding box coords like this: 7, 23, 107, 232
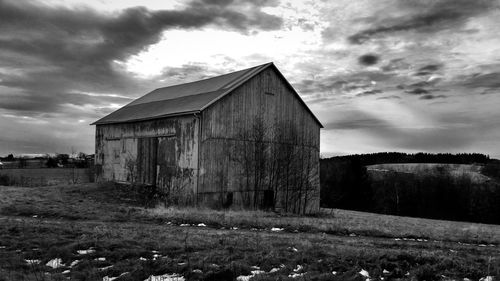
264, 91, 274, 96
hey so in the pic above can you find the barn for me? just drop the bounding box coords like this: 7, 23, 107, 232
92, 62, 323, 214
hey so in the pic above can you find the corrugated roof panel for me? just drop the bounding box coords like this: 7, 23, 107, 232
128, 65, 268, 106
93, 90, 224, 124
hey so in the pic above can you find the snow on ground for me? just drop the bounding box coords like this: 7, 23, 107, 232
25, 259, 41, 264
46, 258, 64, 269
144, 273, 185, 281
359, 269, 369, 278
271, 227, 284, 232
77, 248, 95, 255
70, 260, 80, 267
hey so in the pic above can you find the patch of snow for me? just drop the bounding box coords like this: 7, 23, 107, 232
192, 269, 203, 274
77, 248, 95, 255
70, 260, 80, 267
251, 270, 265, 275
332, 271, 337, 275
359, 269, 369, 278
140, 257, 147, 261
25, 259, 41, 265
405, 272, 410, 276
394, 238, 401, 241
62, 270, 70, 274
167, 222, 172, 225
177, 262, 187, 266
479, 277, 494, 281
153, 254, 161, 260
33, 215, 38, 218
231, 227, 239, 230
46, 258, 64, 269
288, 273, 305, 278
180, 224, 190, 227
236, 275, 252, 281
270, 264, 286, 273
463, 278, 472, 281
479, 244, 487, 247
144, 273, 185, 281
271, 227, 283, 232
103, 272, 129, 281
251, 266, 260, 270
450, 249, 457, 253
0, 246, 6, 249
95, 257, 106, 261
197, 223, 206, 227
293, 265, 303, 272
99, 265, 113, 271
349, 233, 357, 237
382, 269, 389, 274
151, 250, 159, 253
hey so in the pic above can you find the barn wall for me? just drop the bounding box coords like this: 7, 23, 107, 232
95, 116, 199, 203
199, 67, 321, 214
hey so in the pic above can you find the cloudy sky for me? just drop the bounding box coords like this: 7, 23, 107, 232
1, 0, 500, 158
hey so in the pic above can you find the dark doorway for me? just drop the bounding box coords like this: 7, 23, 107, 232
137, 137, 158, 185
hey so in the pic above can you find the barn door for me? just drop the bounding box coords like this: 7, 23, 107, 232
137, 137, 158, 185
156, 137, 176, 189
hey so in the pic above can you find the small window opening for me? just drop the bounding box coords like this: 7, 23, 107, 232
264, 91, 274, 96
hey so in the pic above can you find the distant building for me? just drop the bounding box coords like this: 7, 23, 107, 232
92, 63, 322, 214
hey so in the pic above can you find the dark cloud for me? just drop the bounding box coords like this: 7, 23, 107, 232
377, 95, 401, 100
358, 54, 380, 66
0, 0, 283, 115
463, 72, 500, 89
296, 71, 392, 95
419, 94, 447, 100
347, 0, 496, 44
356, 89, 382, 97
415, 64, 443, 76
406, 88, 429, 95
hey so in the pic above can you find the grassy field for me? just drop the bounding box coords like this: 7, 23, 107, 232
366, 163, 490, 183
0, 183, 499, 281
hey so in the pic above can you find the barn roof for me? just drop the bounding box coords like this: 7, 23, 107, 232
92, 62, 323, 127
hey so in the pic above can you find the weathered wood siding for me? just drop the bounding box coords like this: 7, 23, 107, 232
95, 116, 199, 202
199, 67, 321, 213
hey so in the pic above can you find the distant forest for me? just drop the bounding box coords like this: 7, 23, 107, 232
324, 152, 493, 166
320, 152, 500, 224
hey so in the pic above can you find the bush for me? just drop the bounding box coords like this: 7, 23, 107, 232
0, 174, 10, 186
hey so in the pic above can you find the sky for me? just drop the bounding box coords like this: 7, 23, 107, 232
0, 0, 499, 158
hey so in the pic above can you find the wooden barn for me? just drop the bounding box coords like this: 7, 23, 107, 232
92, 62, 323, 214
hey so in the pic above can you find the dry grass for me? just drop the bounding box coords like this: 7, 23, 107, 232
0, 183, 499, 281
144, 206, 500, 244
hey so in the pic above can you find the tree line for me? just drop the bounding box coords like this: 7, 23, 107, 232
320, 153, 500, 224
326, 152, 491, 166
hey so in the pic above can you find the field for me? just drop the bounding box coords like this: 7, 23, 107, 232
0, 183, 499, 281
0, 168, 92, 186
366, 163, 490, 183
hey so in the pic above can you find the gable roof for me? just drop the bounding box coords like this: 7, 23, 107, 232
92, 62, 323, 127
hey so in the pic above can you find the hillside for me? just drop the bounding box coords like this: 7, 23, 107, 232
0, 183, 498, 280
367, 163, 492, 184
320, 152, 500, 224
